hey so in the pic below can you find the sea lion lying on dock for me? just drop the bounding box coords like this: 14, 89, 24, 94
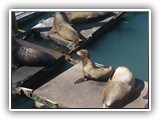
75, 49, 114, 84
49, 12, 79, 50
65, 12, 110, 24
12, 40, 56, 67
102, 66, 135, 108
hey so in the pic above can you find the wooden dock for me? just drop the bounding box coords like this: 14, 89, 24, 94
34, 62, 148, 108
32, 12, 125, 53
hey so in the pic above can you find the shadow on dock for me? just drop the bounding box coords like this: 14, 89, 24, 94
14, 61, 70, 90
116, 78, 146, 109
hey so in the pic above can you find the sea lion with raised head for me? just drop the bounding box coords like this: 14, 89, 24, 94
102, 66, 135, 108
65, 12, 110, 24
75, 49, 114, 84
49, 12, 79, 49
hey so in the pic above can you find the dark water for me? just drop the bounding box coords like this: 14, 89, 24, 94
86, 12, 149, 81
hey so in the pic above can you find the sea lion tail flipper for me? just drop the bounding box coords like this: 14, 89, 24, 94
74, 77, 87, 84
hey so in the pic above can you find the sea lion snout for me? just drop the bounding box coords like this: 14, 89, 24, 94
76, 49, 89, 58
76, 51, 83, 56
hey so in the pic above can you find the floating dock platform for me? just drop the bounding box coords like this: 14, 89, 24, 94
34, 62, 148, 108
32, 12, 125, 53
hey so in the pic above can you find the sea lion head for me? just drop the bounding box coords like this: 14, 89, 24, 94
76, 49, 90, 58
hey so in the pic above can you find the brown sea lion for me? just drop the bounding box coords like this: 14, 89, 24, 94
65, 12, 110, 24
75, 49, 114, 84
102, 66, 135, 108
49, 12, 79, 48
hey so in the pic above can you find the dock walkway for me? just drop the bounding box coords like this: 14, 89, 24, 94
35, 62, 148, 108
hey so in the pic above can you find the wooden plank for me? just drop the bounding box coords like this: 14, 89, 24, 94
35, 62, 149, 108
40, 31, 74, 49
12, 66, 43, 85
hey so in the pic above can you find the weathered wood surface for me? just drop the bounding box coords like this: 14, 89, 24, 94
124, 81, 148, 108
12, 66, 43, 85
35, 62, 149, 109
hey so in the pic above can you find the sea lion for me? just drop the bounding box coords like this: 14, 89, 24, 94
12, 40, 56, 67
65, 12, 110, 24
75, 49, 114, 84
102, 66, 135, 108
50, 12, 79, 47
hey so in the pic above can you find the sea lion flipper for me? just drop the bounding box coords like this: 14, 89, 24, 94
68, 45, 79, 55
48, 28, 56, 35
74, 77, 87, 84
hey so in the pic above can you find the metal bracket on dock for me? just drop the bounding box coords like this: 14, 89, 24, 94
12, 87, 59, 108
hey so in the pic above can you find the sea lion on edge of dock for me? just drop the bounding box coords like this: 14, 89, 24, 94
75, 49, 114, 84
49, 12, 79, 50
102, 66, 135, 108
65, 12, 110, 24
12, 40, 56, 67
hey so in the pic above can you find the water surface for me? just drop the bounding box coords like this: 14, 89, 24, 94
87, 12, 149, 81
